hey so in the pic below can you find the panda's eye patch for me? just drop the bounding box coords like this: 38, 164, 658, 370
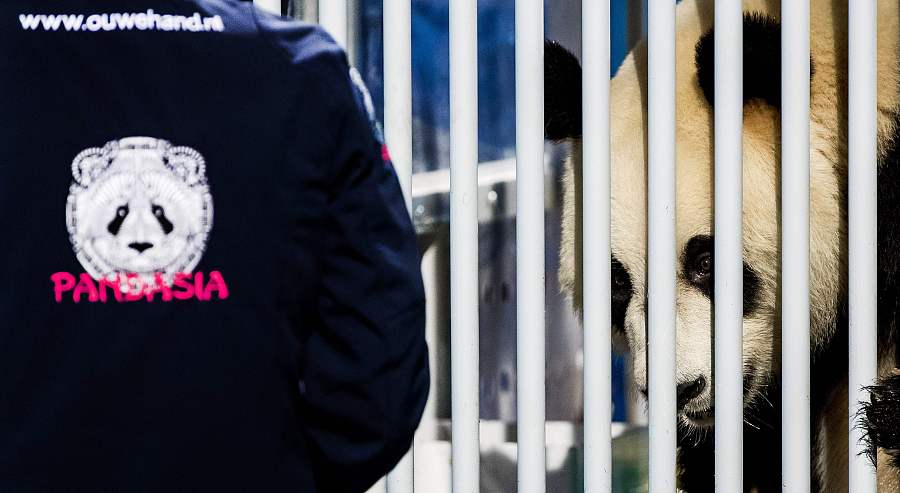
611, 256, 633, 331
152, 204, 174, 235
107, 205, 129, 235
681, 235, 762, 316
683, 235, 713, 296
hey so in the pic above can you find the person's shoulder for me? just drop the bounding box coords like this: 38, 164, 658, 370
202, 0, 345, 71
196, 0, 359, 130
254, 11, 344, 70
192, 0, 343, 65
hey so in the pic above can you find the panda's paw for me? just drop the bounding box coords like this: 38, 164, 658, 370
860, 370, 900, 468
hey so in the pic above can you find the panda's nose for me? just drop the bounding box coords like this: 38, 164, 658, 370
129, 242, 154, 254
677, 376, 707, 410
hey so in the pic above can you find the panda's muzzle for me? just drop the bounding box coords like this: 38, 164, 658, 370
637, 376, 708, 411
677, 376, 707, 410
129, 242, 154, 254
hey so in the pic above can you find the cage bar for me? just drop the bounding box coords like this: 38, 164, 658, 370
515, 0, 546, 491
848, 0, 879, 490
713, 0, 744, 491
647, 0, 678, 489
253, 0, 281, 15
780, 1, 811, 491
383, 0, 414, 213
318, 0, 348, 47
449, 0, 480, 490
386, 452, 414, 493
383, 0, 416, 490
581, 0, 612, 491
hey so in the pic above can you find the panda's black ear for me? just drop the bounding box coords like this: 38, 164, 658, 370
695, 13, 811, 110
545, 40, 582, 141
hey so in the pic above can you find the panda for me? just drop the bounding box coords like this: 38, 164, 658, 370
66, 137, 214, 287
543, 0, 900, 490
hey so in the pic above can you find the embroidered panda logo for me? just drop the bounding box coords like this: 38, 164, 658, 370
65, 137, 213, 283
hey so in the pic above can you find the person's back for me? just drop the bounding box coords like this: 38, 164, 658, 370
0, 1, 429, 491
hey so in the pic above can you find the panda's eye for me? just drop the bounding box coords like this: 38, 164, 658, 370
117, 206, 129, 218
683, 235, 714, 296
153, 205, 163, 218
696, 253, 712, 275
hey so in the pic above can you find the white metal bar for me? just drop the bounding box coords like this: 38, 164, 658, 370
253, 0, 281, 15
647, 0, 677, 489
386, 450, 414, 493
515, 0, 545, 491
781, 0, 811, 491
581, 0, 612, 491
384, 1, 415, 490
296, 0, 318, 22
384, 0, 414, 213
449, 0, 480, 490
365, 477, 387, 493
714, 0, 744, 491
318, 0, 348, 47
384, 0, 415, 489
411, 158, 516, 198
848, 0, 879, 489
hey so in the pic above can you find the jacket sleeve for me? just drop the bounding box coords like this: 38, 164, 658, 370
298, 56, 430, 493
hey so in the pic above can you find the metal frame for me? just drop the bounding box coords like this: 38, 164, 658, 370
714, 0, 744, 490
848, 0, 879, 490
781, 1, 812, 491
581, 0, 613, 491
647, 0, 678, 489
449, 0, 481, 491
515, 0, 547, 491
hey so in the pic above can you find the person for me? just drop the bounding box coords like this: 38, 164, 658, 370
0, 0, 429, 491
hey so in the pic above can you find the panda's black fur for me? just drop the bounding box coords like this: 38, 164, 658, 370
876, 113, 900, 359
544, 14, 811, 136
693, 13, 809, 111
544, 40, 583, 141
861, 110, 900, 472
864, 374, 900, 469
544, 8, 900, 492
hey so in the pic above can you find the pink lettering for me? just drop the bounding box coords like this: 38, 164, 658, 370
98, 276, 124, 303
194, 272, 207, 301
73, 274, 100, 303
145, 273, 174, 302
50, 271, 229, 303
172, 273, 195, 300
204, 271, 230, 300
124, 273, 144, 302
51, 272, 76, 303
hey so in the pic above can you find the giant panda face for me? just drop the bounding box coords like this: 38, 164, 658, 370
66, 137, 214, 285
604, 29, 786, 429
606, 9, 794, 430
546, 0, 895, 431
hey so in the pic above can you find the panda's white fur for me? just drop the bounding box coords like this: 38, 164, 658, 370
551, 0, 900, 490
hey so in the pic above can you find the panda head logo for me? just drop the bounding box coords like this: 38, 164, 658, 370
65, 137, 214, 283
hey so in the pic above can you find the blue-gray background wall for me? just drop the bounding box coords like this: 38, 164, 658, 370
355, 0, 643, 171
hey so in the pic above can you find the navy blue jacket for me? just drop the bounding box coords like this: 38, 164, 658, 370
0, 1, 428, 491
